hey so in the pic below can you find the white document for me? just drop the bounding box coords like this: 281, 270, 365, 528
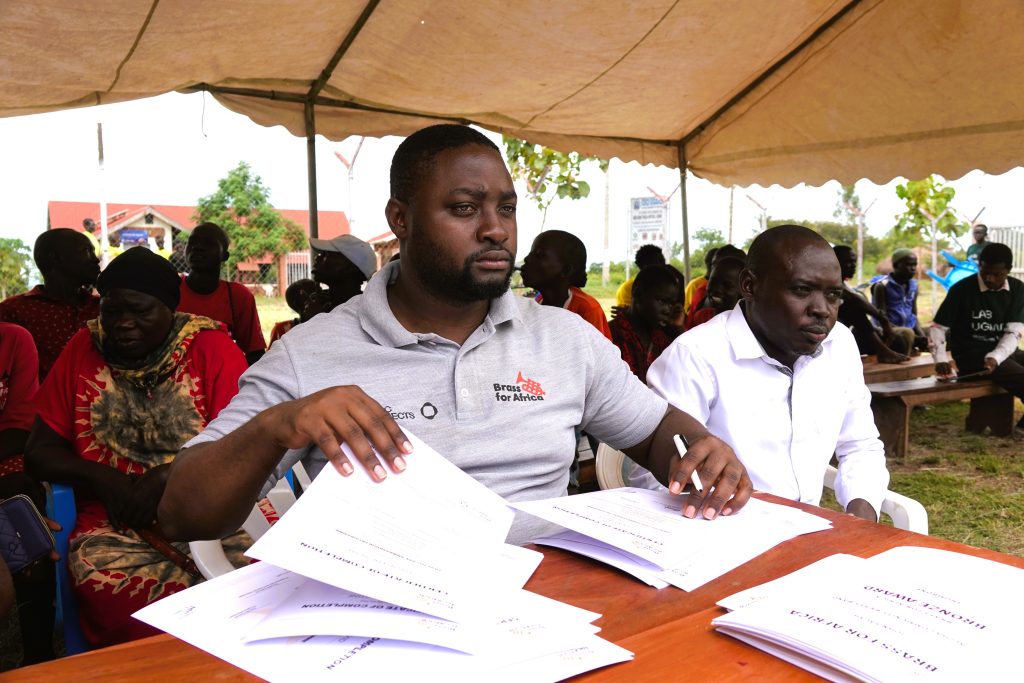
516, 489, 831, 590
717, 554, 863, 611
533, 530, 670, 588
713, 546, 1024, 682
134, 562, 628, 683
247, 430, 518, 621
244, 579, 601, 656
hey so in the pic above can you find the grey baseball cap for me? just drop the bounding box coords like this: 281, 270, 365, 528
309, 234, 377, 279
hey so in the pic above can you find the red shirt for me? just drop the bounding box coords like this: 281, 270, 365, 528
0, 323, 39, 474
177, 278, 267, 354
0, 285, 99, 381
609, 314, 671, 384
0, 323, 39, 434
268, 318, 297, 346
37, 327, 245, 478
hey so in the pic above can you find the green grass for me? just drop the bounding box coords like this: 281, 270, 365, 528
255, 295, 296, 341
885, 400, 1024, 555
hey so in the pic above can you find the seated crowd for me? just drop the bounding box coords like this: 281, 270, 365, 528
0, 124, 1021, 666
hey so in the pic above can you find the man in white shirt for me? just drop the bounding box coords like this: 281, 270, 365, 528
643, 224, 889, 520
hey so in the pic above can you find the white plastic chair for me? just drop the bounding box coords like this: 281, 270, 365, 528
822, 465, 929, 534
188, 464, 307, 579
594, 444, 929, 534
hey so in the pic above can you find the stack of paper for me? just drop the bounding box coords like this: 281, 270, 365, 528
134, 431, 632, 682
712, 546, 1024, 682
514, 487, 832, 590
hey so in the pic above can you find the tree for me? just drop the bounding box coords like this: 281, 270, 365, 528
503, 136, 607, 229
684, 227, 726, 279
0, 238, 32, 300
893, 175, 969, 247
893, 175, 970, 308
833, 184, 862, 225
195, 162, 307, 278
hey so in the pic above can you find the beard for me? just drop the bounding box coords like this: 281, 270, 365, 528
405, 235, 513, 303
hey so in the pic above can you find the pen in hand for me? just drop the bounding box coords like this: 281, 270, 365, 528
672, 434, 704, 493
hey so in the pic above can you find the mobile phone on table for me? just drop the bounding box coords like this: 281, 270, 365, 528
0, 495, 55, 573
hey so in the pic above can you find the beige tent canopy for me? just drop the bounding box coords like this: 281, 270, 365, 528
4, 0, 1022, 264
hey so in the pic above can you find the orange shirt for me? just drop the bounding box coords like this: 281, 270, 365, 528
564, 287, 612, 340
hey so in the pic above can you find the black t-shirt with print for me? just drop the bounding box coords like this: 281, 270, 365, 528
933, 275, 1024, 369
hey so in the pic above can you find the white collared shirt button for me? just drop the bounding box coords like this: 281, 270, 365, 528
460, 388, 469, 397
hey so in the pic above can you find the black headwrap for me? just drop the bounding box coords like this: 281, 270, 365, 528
97, 247, 181, 310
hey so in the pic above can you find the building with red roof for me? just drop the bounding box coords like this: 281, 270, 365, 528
47, 201, 349, 294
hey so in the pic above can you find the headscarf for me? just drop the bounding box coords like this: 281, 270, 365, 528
97, 247, 180, 311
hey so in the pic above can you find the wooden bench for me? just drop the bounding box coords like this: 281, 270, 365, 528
868, 377, 1013, 458
862, 352, 935, 384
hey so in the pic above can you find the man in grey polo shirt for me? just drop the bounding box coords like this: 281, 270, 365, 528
159, 125, 752, 545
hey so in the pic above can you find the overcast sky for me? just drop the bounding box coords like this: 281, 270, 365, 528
1, 91, 1020, 264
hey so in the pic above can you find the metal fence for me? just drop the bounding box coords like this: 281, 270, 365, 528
285, 251, 312, 288
989, 226, 1024, 279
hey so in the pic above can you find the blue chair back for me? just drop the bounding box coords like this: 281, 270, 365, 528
44, 483, 89, 656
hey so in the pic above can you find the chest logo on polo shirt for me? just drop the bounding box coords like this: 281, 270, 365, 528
384, 405, 416, 420
493, 371, 546, 403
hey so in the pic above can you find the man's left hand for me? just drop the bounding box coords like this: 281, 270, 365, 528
983, 357, 999, 373
845, 498, 877, 521
669, 434, 752, 520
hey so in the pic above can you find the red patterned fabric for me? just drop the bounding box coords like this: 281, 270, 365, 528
609, 314, 671, 384
0, 286, 99, 380
36, 323, 246, 647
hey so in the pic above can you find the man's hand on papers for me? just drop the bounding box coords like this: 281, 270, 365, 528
669, 434, 752, 521
260, 386, 414, 481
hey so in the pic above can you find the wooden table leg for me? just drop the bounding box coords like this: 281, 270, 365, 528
967, 393, 1015, 436
871, 396, 910, 459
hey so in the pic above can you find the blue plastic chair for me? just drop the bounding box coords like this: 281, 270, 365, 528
926, 250, 978, 291
44, 483, 89, 656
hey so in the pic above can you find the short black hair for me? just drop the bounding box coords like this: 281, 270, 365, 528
979, 242, 1014, 270
34, 228, 86, 272
703, 247, 719, 270
709, 256, 746, 280
632, 264, 679, 299
833, 245, 854, 259
543, 230, 588, 288
634, 244, 665, 268
390, 125, 500, 203
746, 224, 826, 276
714, 244, 746, 263
190, 222, 230, 252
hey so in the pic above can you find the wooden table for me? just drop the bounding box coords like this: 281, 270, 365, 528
861, 352, 934, 383
869, 376, 1013, 458
9, 494, 1024, 682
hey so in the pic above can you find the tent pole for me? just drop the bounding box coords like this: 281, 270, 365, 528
677, 144, 691, 282
305, 98, 319, 239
